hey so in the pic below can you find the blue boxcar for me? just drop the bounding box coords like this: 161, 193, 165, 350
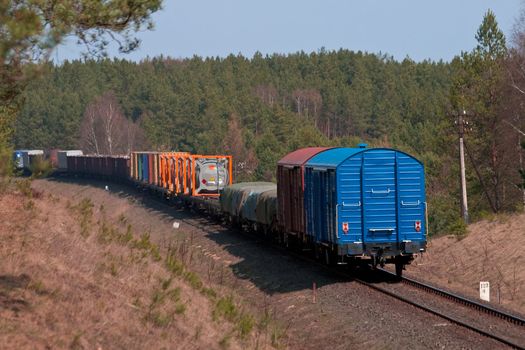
304, 145, 426, 272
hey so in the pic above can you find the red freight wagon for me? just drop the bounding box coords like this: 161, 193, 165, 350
95, 157, 104, 176
67, 156, 77, 173
102, 157, 110, 176
85, 156, 93, 174
79, 156, 87, 173
277, 147, 331, 242
105, 157, 114, 177
116, 157, 130, 180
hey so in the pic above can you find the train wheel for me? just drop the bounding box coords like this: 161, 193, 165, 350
346, 260, 356, 273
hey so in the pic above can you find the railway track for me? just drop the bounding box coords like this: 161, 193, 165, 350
349, 269, 525, 350
380, 268, 525, 327
251, 231, 525, 350
176, 197, 525, 349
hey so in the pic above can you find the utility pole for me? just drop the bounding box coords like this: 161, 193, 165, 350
456, 110, 470, 224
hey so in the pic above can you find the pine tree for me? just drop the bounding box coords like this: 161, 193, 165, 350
450, 10, 511, 213
0, 0, 162, 153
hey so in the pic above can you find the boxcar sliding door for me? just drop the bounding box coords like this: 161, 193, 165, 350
337, 154, 363, 245
362, 150, 398, 245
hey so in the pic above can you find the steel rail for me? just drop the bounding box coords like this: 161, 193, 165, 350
276, 247, 525, 349
350, 275, 525, 350
378, 268, 525, 327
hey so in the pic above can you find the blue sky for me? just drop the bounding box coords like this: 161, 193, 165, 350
55, 0, 521, 63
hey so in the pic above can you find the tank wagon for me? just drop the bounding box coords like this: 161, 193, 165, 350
189, 155, 232, 196
220, 145, 427, 276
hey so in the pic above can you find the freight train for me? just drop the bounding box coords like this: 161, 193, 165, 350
65, 152, 233, 197
49, 144, 427, 277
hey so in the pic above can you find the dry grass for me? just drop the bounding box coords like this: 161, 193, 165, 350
0, 181, 280, 349
408, 211, 525, 314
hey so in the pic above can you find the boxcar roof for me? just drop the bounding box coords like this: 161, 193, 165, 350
277, 147, 332, 166
306, 147, 423, 168
305, 148, 362, 168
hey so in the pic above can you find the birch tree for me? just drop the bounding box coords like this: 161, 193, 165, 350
80, 91, 143, 155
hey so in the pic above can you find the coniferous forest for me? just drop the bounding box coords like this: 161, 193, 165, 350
12, 12, 525, 236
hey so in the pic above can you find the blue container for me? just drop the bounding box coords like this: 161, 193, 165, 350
142, 154, 149, 182
304, 147, 426, 258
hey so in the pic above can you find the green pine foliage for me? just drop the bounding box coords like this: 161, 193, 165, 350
5, 7, 525, 238
450, 10, 520, 216
14, 12, 525, 236
15, 51, 461, 234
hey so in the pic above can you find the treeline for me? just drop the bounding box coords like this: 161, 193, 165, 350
14, 11, 525, 235
14, 51, 456, 233
16, 51, 452, 173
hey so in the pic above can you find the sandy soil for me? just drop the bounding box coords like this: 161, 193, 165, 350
0, 179, 274, 349
407, 212, 525, 315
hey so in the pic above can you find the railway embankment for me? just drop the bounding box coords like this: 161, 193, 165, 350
406, 212, 525, 315
0, 178, 282, 349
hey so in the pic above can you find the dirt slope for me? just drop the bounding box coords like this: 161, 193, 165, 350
407, 212, 525, 315
0, 180, 276, 349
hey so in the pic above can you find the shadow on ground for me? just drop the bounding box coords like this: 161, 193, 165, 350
45, 175, 395, 295
0, 274, 31, 312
